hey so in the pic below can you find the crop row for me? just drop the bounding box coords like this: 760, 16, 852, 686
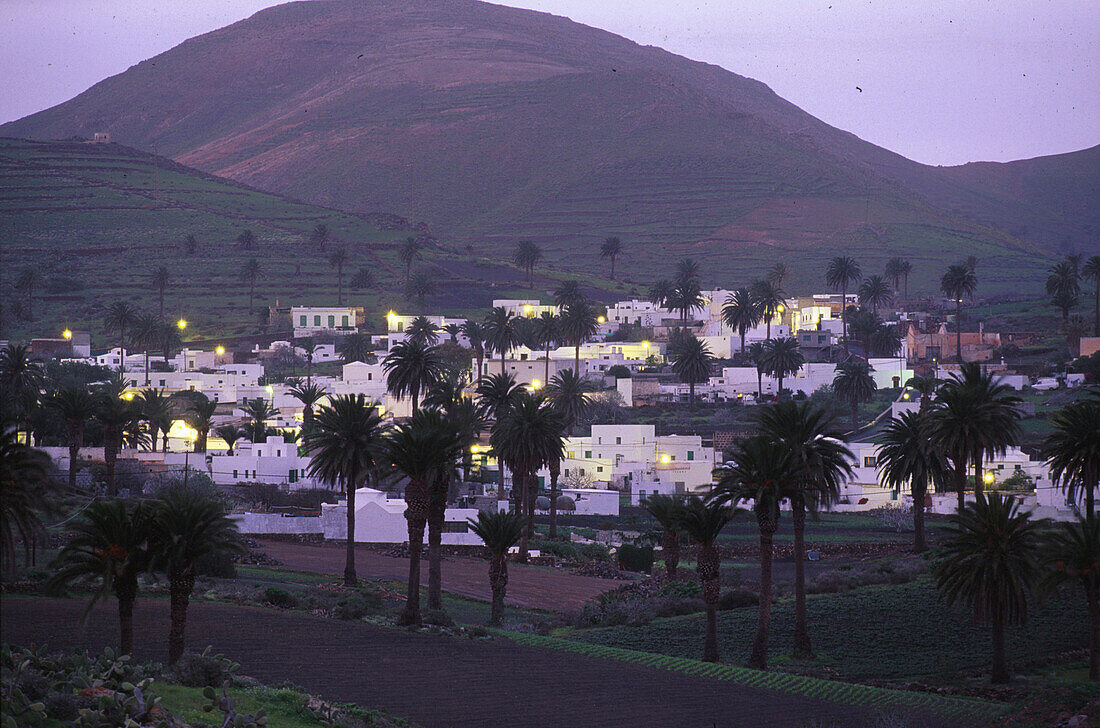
499, 631, 1006, 724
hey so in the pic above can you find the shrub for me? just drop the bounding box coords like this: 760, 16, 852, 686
653, 597, 706, 618
423, 609, 455, 627
660, 580, 702, 599
606, 365, 631, 379
168, 649, 238, 688
262, 587, 298, 609
616, 544, 654, 573
717, 588, 759, 610
331, 592, 382, 620
580, 543, 611, 562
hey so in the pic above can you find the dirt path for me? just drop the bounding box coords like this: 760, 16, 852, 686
2, 597, 870, 728
257, 539, 615, 612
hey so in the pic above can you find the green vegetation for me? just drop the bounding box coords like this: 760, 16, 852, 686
570, 579, 1087, 681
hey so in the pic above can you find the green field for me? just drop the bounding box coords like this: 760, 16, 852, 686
567, 579, 1089, 681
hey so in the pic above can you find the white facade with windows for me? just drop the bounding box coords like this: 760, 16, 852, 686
292, 306, 361, 337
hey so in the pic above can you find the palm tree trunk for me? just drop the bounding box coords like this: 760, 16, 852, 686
574, 344, 580, 377
990, 614, 1009, 683
119, 328, 126, 373
610, 256, 616, 281
159, 288, 165, 320
167, 568, 195, 665
500, 351, 506, 376
105, 433, 119, 496
1088, 580, 1099, 681
489, 555, 508, 625
344, 473, 357, 586
427, 476, 447, 612
740, 332, 746, 355
115, 572, 138, 656
954, 452, 968, 512
698, 544, 720, 663
544, 345, 551, 384
757, 371, 762, 397
518, 470, 531, 563
912, 479, 928, 553
144, 349, 150, 386
338, 267, 343, 305
851, 400, 858, 431
792, 497, 812, 658
67, 426, 81, 491
956, 300, 963, 364
689, 381, 696, 410
399, 479, 428, 626
842, 284, 849, 354
548, 458, 560, 540
663, 530, 680, 579
749, 523, 776, 669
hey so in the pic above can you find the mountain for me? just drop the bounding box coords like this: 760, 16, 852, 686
3, 0, 1094, 296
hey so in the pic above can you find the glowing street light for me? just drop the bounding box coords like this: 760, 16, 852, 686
523, 304, 533, 316
659, 454, 671, 464
177, 318, 188, 330
215, 346, 226, 356
597, 316, 606, 324
470, 444, 481, 454
902, 391, 910, 400
530, 378, 542, 390
983, 471, 995, 486
641, 340, 650, 349
122, 391, 135, 401
62, 329, 72, 340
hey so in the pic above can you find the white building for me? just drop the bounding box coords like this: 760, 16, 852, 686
292, 306, 362, 337
166, 436, 316, 488
493, 298, 557, 319
608, 300, 674, 327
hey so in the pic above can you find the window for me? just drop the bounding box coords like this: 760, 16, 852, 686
864, 456, 877, 468
615, 437, 621, 444
564, 469, 570, 477
442, 521, 470, 533
328, 315, 335, 327
299, 316, 307, 326
687, 451, 694, 461
639, 490, 646, 500
232, 470, 238, 479
341, 315, 349, 327
566, 451, 575, 459
597, 466, 604, 473
289, 469, 297, 483
159, 380, 166, 387
314, 315, 321, 326
585, 451, 592, 459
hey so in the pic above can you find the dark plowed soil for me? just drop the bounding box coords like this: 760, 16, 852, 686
257, 539, 614, 613
2, 597, 869, 728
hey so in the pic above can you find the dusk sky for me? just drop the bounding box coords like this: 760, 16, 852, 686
2, 0, 1096, 166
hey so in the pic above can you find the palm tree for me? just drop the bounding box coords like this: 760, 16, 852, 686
136, 388, 171, 454
825, 256, 861, 353
179, 391, 217, 454
668, 276, 705, 325
680, 497, 735, 662
151, 267, 170, 320
765, 262, 789, 289
756, 401, 852, 658
1083, 256, 1100, 336
406, 315, 441, 346
239, 258, 261, 315
416, 409, 464, 612
152, 488, 243, 664
460, 321, 486, 378
310, 223, 330, 251
329, 248, 349, 305
600, 236, 623, 280
1044, 399, 1100, 519
1047, 260, 1081, 321
383, 340, 444, 414
759, 337, 803, 397
104, 301, 138, 373
406, 270, 436, 304
445, 397, 487, 482
158, 321, 182, 368
490, 392, 564, 559
296, 338, 316, 386
305, 394, 385, 586
15, 268, 40, 321
513, 240, 543, 286
869, 322, 902, 357
214, 424, 243, 455
1042, 516, 1100, 681
244, 398, 279, 443
858, 275, 893, 320
45, 500, 156, 656
47, 386, 95, 491
533, 312, 559, 384
475, 372, 523, 420
399, 237, 423, 288
876, 411, 950, 552
0, 426, 52, 571
722, 288, 762, 354
711, 436, 794, 669
906, 374, 940, 411
336, 332, 372, 364
832, 360, 877, 430
558, 301, 599, 376
670, 334, 712, 409
641, 494, 685, 579
941, 263, 978, 364
553, 280, 585, 310
483, 307, 519, 376
751, 279, 785, 340
543, 369, 594, 538
884, 257, 905, 298
648, 279, 674, 309
94, 387, 136, 495
467, 511, 525, 625
933, 363, 1022, 505
385, 412, 457, 626
350, 267, 374, 290
748, 341, 766, 398
289, 382, 328, 433
235, 229, 256, 249
933, 492, 1042, 683
133, 313, 160, 386
183, 233, 198, 255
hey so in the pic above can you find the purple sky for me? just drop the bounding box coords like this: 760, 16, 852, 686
1, 0, 1096, 166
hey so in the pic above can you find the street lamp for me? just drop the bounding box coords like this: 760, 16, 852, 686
597, 316, 606, 324
177, 318, 187, 330
215, 346, 225, 356
62, 329, 72, 340
523, 304, 533, 316
530, 378, 542, 390
659, 454, 671, 464
183, 427, 199, 488
983, 471, 995, 486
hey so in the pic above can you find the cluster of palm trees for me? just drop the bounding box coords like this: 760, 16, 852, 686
297, 311, 598, 627
822, 256, 905, 358
1046, 254, 1100, 339
46, 490, 241, 663
103, 300, 183, 379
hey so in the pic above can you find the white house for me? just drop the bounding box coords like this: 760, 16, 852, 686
292, 306, 362, 337
167, 436, 317, 488
493, 298, 557, 319
608, 299, 674, 327
325, 488, 482, 544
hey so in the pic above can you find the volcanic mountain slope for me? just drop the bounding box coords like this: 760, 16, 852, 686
4, 0, 1093, 294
